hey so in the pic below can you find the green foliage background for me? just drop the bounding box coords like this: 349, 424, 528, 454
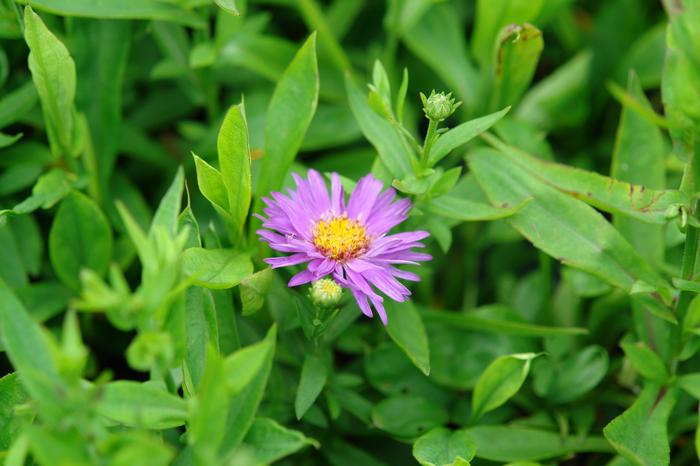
1, 0, 700, 465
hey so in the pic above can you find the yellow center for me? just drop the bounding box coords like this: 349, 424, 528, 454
313, 216, 369, 261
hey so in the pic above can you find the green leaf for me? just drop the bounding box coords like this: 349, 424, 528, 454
184, 286, 219, 390
471, 353, 538, 421
71, 19, 131, 203
466, 426, 611, 462
611, 72, 666, 265
9, 213, 43, 277
484, 138, 687, 226
372, 395, 449, 439
257, 33, 319, 195
0, 81, 38, 128
295, 353, 328, 419
212, 289, 240, 355
240, 267, 273, 316
26, 427, 91, 466
663, 3, 700, 160
468, 148, 673, 313
23, 6, 77, 157
223, 336, 271, 395
17, 0, 205, 28
193, 154, 231, 214
603, 385, 676, 466
0, 221, 28, 288
0, 373, 29, 450
101, 431, 174, 466
182, 248, 253, 289
0, 132, 22, 148
218, 103, 252, 237
345, 75, 413, 179
0, 168, 75, 218
0, 278, 62, 415
470, 0, 544, 68
412, 427, 476, 466
516, 50, 593, 130
188, 347, 228, 466
49, 191, 113, 290
242, 417, 319, 464
490, 24, 543, 110
150, 167, 184, 238
214, 0, 239, 15
385, 300, 430, 376
97, 381, 188, 429
220, 325, 277, 456
533, 345, 609, 405
429, 107, 510, 165
621, 339, 669, 384
676, 373, 700, 399
427, 196, 529, 222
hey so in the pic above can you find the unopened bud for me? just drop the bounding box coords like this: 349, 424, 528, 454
310, 278, 343, 308
421, 90, 461, 121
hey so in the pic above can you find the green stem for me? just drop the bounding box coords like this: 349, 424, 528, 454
670, 152, 700, 370
421, 119, 438, 169
671, 200, 700, 370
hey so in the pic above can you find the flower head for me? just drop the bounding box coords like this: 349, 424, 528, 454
420, 90, 461, 121
257, 170, 430, 324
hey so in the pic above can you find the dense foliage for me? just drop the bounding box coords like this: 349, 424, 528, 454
1, 0, 700, 465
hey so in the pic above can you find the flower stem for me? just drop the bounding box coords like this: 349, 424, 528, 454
421, 119, 438, 169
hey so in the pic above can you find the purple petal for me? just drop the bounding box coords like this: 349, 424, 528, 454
330, 172, 345, 215
264, 253, 311, 268
308, 169, 331, 214
364, 269, 410, 302
347, 174, 384, 222
390, 268, 421, 282
288, 270, 315, 286
351, 288, 374, 318
371, 295, 388, 325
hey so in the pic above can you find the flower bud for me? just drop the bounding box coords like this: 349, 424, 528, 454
309, 278, 343, 308
421, 90, 461, 121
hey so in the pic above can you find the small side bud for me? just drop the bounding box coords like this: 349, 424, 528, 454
309, 278, 343, 308
421, 90, 461, 121
664, 204, 682, 220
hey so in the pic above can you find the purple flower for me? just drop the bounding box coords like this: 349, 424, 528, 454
257, 169, 430, 325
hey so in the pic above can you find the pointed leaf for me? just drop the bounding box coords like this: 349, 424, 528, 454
385, 300, 430, 376
23, 6, 76, 156
471, 353, 538, 421
603, 385, 675, 466
182, 248, 253, 289
218, 104, 251, 235
413, 427, 476, 466
257, 33, 319, 195
295, 353, 328, 419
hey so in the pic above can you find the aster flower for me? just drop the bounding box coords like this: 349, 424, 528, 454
256, 170, 430, 325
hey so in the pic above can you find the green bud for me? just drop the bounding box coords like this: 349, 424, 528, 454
420, 90, 461, 121
309, 278, 343, 308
